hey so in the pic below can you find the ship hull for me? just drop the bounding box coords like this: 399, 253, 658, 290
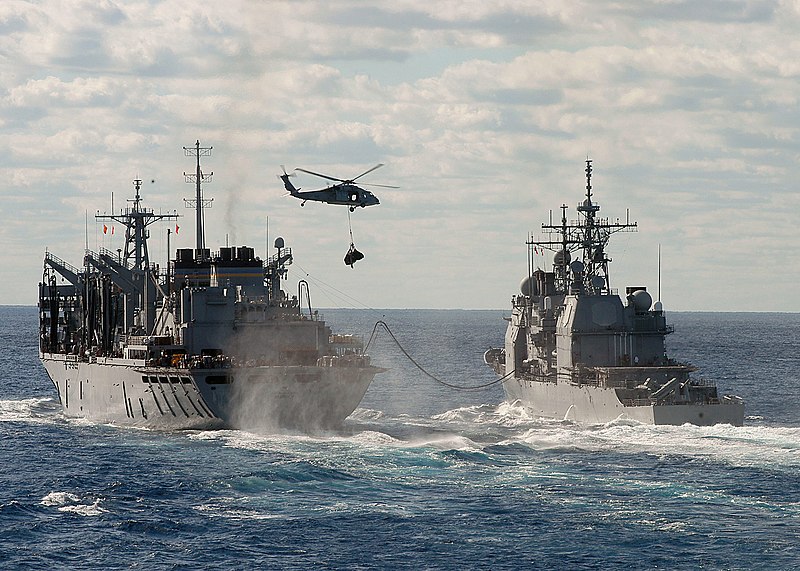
41, 353, 379, 431
504, 376, 745, 426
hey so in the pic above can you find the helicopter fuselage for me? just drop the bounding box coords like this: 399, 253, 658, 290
281, 174, 380, 209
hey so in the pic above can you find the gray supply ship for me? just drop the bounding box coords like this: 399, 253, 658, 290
38, 141, 383, 431
484, 161, 744, 426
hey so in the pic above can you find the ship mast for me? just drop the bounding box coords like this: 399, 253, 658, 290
183, 140, 214, 260
530, 159, 638, 296
96, 179, 179, 331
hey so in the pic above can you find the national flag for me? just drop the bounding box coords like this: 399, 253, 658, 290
103, 224, 108, 234
175, 224, 180, 234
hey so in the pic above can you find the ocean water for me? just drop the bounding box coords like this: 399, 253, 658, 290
1, 305, 799, 570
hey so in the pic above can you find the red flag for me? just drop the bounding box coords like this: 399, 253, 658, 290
111, 226, 114, 235
175, 224, 180, 234
103, 224, 108, 234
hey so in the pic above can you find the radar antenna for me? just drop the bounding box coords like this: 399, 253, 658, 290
96, 179, 179, 273
95, 179, 179, 333
529, 159, 638, 295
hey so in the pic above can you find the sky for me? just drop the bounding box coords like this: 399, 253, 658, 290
1, 0, 799, 311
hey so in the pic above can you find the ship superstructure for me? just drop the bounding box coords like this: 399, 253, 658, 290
38, 142, 383, 431
484, 161, 744, 426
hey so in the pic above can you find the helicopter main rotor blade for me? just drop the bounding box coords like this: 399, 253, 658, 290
351, 163, 384, 182
295, 168, 346, 183
359, 182, 399, 189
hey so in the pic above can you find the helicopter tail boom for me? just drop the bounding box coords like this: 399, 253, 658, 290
279, 171, 300, 195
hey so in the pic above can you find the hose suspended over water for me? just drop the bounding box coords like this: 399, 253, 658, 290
365, 320, 514, 391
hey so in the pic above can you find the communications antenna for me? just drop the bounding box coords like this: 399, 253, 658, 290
183, 140, 214, 259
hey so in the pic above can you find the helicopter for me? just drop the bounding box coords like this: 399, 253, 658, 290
280, 164, 397, 211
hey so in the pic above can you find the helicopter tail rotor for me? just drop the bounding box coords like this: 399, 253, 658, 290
279, 166, 300, 194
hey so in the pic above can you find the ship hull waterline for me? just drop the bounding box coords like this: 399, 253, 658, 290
503, 376, 745, 426
41, 353, 381, 431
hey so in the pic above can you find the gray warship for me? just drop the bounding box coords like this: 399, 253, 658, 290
38, 141, 383, 431
484, 161, 744, 426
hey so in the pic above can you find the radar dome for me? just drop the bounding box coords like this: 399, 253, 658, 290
520, 275, 538, 297
631, 289, 652, 312
553, 249, 571, 266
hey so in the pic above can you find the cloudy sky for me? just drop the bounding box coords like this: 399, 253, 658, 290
2, 0, 799, 311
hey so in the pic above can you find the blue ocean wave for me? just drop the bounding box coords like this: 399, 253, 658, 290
2, 308, 800, 570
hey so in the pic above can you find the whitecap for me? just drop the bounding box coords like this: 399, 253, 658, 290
58, 499, 107, 517
193, 504, 284, 520
0, 397, 59, 423
598, 415, 647, 429
401, 433, 480, 451
432, 401, 562, 432
40, 491, 80, 507
508, 421, 800, 470
491, 400, 543, 426
349, 430, 400, 446
432, 403, 496, 424
41, 492, 107, 516
348, 408, 385, 421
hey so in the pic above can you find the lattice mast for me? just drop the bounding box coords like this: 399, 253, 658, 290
183, 140, 214, 259
96, 179, 179, 273
529, 160, 638, 295
95, 179, 179, 332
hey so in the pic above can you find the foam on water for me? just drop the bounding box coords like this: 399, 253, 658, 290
433, 401, 541, 428
504, 421, 800, 470
40, 492, 107, 516
394, 399, 800, 473
399, 432, 480, 451
188, 399, 800, 475
0, 397, 60, 424
348, 429, 400, 446
194, 503, 286, 521
57, 499, 107, 517
3, 308, 799, 570
40, 491, 80, 506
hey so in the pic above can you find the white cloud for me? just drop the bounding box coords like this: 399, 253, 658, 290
0, 1, 798, 311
